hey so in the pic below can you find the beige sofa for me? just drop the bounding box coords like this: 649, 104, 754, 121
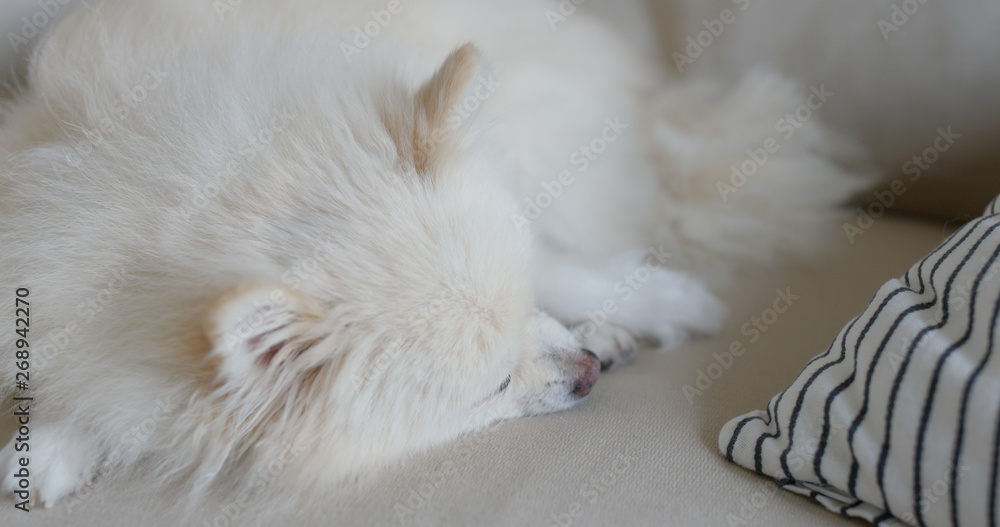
1, 1, 996, 525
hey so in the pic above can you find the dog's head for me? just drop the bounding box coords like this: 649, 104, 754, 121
197, 44, 599, 477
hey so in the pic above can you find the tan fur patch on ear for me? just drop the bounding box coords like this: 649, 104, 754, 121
413, 43, 481, 173
378, 86, 418, 169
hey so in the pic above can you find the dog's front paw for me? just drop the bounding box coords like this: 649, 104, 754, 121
1, 427, 98, 508
536, 249, 727, 360
645, 277, 727, 350
572, 322, 637, 371
605, 266, 727, 352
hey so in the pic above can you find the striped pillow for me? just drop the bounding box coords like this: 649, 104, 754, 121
719, 194, 1000, 527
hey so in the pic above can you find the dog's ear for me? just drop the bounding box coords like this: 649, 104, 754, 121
204, 282, 330, 383
409, 43, 492, 174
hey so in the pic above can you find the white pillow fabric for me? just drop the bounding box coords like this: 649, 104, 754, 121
720, 194, 1000, 527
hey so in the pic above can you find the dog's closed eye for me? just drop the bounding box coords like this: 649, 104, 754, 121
498, 375, 511, 393
474, 374, 514, 410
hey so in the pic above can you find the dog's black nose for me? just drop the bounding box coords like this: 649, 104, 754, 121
572, 350, 601, 397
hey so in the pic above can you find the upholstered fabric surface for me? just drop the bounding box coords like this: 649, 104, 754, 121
0, 216, 948, 526
722, 196, 1000, 527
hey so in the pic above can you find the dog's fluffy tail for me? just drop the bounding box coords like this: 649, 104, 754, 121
649, 71, 871, 282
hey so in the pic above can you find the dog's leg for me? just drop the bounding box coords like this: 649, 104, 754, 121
1, 421, 101, 508
533, 248, 726, 369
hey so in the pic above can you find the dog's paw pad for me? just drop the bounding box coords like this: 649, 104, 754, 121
572, 323, 638, 371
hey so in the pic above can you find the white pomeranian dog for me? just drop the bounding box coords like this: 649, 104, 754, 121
0, 0, 864, 507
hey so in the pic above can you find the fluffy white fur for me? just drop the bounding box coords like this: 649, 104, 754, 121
0, 0, 864, 507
